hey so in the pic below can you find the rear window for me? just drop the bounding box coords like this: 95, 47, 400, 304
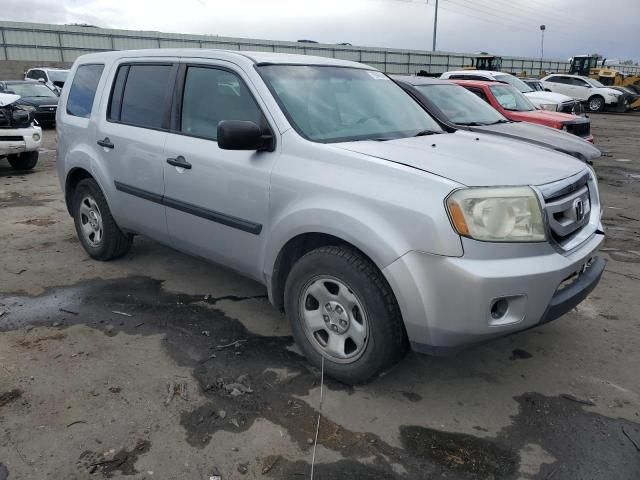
66, 64, 104, 118
108, 64, 173, 129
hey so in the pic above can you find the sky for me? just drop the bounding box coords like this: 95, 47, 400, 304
4, 0, 640, 63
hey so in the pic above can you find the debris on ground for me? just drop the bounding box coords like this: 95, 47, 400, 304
60, 308, 78, 315
0, 389, 22, 407
237, 462, 248, 474
165, 382, 188, 406
621, 426, 640, 452
560, 394, 596, 406
261, 455, 281, 475
111, 310, 132, 317
201, 330, 211, 337
67, 420, 87, 428
109, 386, 122, 394
215, 339, 247, 350
0, 310, 5, 318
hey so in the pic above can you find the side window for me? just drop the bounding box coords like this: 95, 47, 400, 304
66, 64, 105, 118
448, 75, 467, 80
546, 76, 561, 84
28, 70, 44, 81
468, 88, 490, 103
109, 64, 173, 129
180, 66, 262, 140
570, 78, 588, 87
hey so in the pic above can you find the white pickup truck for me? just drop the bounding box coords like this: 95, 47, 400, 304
0, 92, 42, 170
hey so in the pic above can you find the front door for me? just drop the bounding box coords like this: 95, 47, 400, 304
568, 78, 591, 100
95, 59, 178, 242
163, 62, 277, 281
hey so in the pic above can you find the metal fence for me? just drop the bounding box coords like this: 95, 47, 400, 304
2, 20, 639, 77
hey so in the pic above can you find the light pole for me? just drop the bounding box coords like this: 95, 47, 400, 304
432, 0, 439, 51
540, 24, 546, 60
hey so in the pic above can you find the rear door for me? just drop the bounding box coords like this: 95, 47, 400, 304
94, 58, 178, 242
162, 60, 277, 280
547, 76, 573, 96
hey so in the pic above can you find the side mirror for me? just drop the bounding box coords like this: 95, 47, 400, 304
544, 88, 552, 92
217, 120, 273, 151
37, 78, 46, 83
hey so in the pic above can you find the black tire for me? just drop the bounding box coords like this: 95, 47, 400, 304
284, 245, 408, 384
8, 151, 38, 170
72, 178, 132, 261
587, 95, 605, 112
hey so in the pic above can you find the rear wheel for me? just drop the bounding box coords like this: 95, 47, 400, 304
72, 178, 132, 260
587, 95, 605, 112
284, 246, 408, 384
8, 151, 38, 170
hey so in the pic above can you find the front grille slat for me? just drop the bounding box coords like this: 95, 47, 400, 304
565, 121, 591, 137
538, 170, 598, 252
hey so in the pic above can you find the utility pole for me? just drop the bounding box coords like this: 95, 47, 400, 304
432, 0, 439, 51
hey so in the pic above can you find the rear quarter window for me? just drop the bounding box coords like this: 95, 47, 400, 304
66, 64, 105, 118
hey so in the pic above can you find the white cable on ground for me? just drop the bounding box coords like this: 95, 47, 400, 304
310, 356, 325, 480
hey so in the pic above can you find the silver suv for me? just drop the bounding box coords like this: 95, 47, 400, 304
57, 50, 605, 384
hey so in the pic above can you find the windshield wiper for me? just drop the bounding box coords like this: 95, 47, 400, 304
456, 121, 486, 126
413, 129, 441, 137
489, 119, 510, 124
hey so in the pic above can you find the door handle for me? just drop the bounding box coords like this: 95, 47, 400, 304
166, 155, 192, 170
97, 137, 114, 149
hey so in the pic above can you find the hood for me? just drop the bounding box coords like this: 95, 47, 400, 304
597, 87, 622, 96
332, 130, 585, 187
14, 96, 59, 107
0, 92, 21, 107
509, 108, 579, 124
523, 90, 574, 105
469, 122, 600, 162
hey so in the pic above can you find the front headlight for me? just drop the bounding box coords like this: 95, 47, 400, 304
446, 187, 546, 242
539, 103, 557, 111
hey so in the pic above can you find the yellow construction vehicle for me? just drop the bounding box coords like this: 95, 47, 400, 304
569, 55, 640, 93
464, 54, 503, 71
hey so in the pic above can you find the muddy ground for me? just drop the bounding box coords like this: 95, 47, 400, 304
1, 114, 640, 479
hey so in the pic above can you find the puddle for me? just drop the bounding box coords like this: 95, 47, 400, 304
2, 277, 640, 479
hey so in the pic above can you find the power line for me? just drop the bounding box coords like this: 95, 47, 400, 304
446, 0, 549, 30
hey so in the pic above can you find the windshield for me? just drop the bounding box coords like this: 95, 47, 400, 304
415, 84, 506, 125
525, 80, 544, 92
585, 77, 605, 88
489, 84, 537, 111
494, 74, 533, 93
48, 70, 69, 83
6, 83, 57, 98
258, 65, 443, 142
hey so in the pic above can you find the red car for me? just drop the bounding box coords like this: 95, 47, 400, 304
451, 79, 594, 143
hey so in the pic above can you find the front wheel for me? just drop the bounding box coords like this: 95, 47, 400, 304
284, 246, 408, 384
72, 178, 132, 261
587, 95, 605, 112
8, 151, 38, 170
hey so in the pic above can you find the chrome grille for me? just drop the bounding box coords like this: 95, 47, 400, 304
537, 170, 600, 252
565, 121, 590, 138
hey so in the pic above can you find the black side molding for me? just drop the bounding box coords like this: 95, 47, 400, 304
114, 181, 262, 235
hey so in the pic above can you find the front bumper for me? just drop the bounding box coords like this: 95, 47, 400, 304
0, 126, 42, 156
383, 232, 605, 354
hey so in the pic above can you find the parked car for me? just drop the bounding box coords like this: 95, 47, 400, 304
609, 86, 640, 110
540, 74, 626, 112
57, 50, 605, 384
522, 78, 548, 92
0, 80, 59, 126
441, 70, 581, 114
393, 76, 600, 163
451, 79, 594, 143
24, 67, 70, 92
0, 92, 42, 170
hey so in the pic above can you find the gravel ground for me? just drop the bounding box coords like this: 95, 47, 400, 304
1, 115, 639, 479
